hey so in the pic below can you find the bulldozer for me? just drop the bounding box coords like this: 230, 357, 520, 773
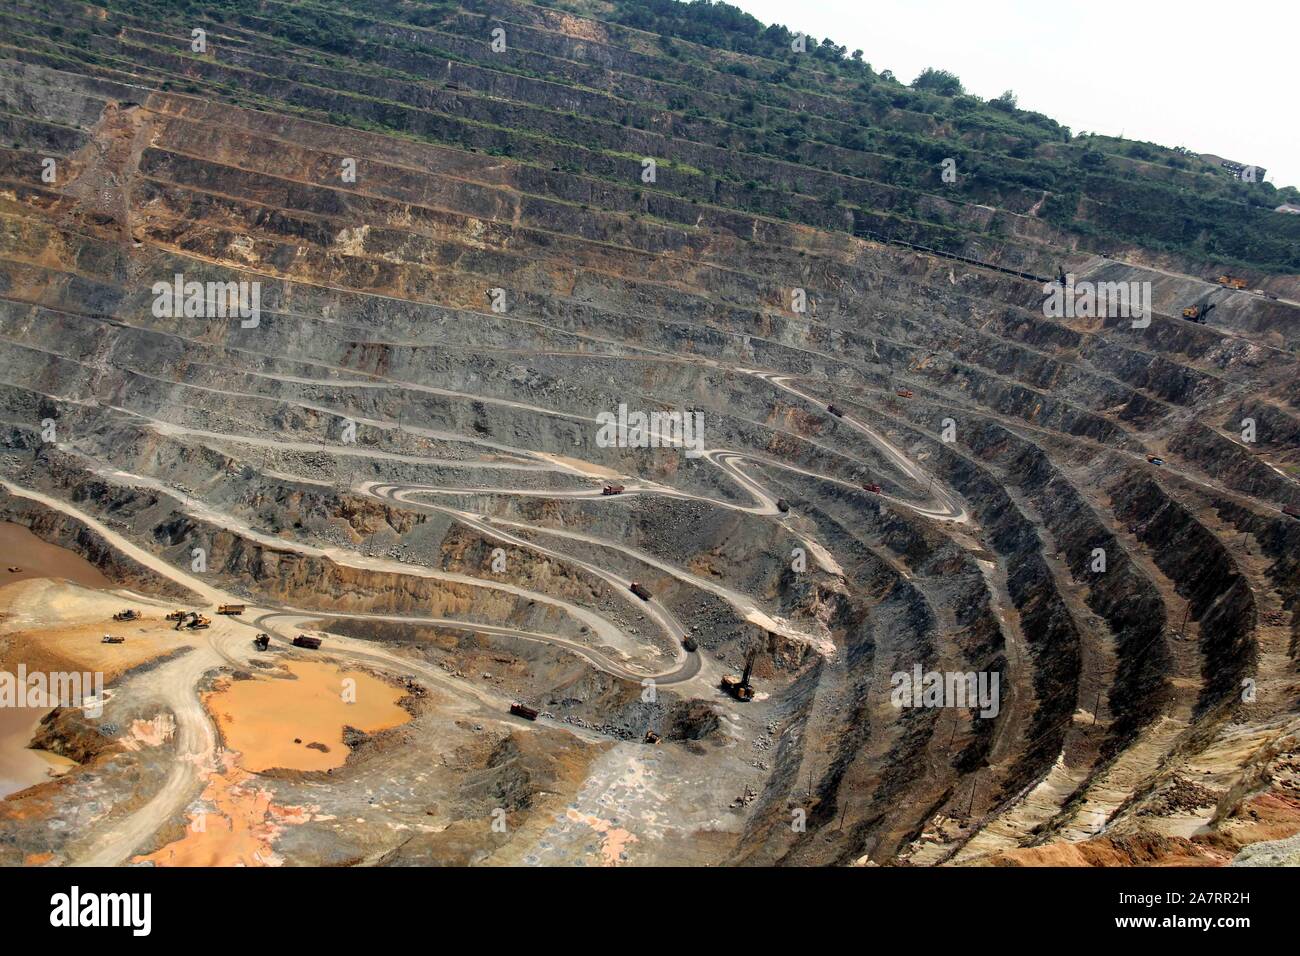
112, 609, 140, 622
720, 648, 758, 702
1181, 301, 1216, 323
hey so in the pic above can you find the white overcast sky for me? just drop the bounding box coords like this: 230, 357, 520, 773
726, 0, 1300, 189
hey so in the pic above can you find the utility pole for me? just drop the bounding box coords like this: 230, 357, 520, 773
966, 778, 977, 818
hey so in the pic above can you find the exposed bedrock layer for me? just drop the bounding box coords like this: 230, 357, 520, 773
1, 0, 1297, 867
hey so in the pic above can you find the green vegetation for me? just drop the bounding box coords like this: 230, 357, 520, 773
912, 68, 964, 97
13, 0, 1298, 272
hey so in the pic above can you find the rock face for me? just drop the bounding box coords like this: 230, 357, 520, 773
0, 0, 1297, 869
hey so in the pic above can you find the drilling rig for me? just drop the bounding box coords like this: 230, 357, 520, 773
721, 648, 758, 702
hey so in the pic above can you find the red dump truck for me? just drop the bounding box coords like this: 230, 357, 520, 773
630, 582, 652, 601
602, 483, 625, 496
863, 482, 883, 494
895, 388, 914, 399
1146, 455, 1166, 466
292, 634, 322, 649
510, 703, 539, 721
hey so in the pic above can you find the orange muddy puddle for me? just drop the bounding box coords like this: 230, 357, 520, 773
0, 707, 76, 799
132, 757, 315, 867
204, 660, 410, 773
0, 522, 111, 590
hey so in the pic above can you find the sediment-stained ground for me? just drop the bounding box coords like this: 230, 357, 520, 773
0, 0, 1297, 868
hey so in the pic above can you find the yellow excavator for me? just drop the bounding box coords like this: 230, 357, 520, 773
1181, 301, 1216, 323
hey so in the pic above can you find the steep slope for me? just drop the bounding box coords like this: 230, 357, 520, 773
0, 0, 1296, 868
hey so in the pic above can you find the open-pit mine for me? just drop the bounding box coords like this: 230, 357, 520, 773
0, 0, 1298, 875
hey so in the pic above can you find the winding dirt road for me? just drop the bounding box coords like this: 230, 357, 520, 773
2, 343, 983, 864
